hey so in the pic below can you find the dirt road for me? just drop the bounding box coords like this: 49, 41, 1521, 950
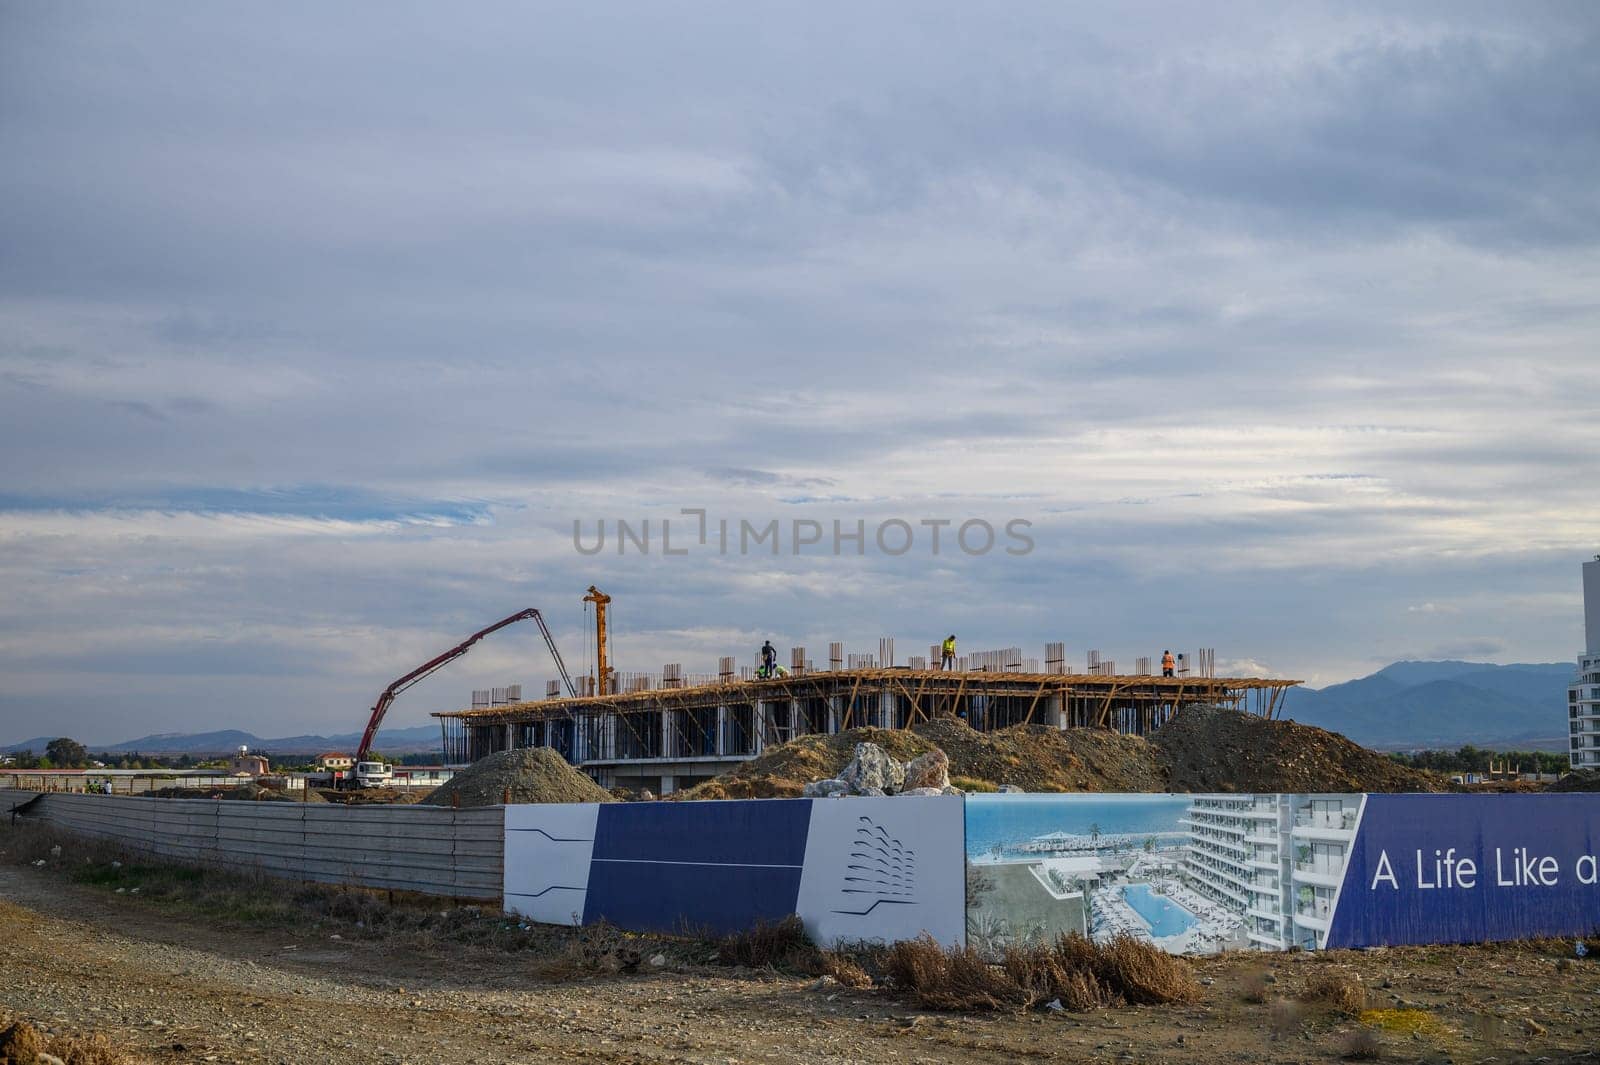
2, 864, 1598, 1065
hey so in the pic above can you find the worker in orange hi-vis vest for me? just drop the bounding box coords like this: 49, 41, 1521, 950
1162, 650, 1176, 677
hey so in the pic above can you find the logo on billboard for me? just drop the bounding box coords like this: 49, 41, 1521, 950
833, 814, 918, 915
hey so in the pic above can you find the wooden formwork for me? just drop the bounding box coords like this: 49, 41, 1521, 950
436, 669, 1300, 764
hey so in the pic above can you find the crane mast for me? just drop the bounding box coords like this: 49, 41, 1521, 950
583, 585, 612, 695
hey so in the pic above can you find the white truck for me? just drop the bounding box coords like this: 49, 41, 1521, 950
352, 760, 393, 789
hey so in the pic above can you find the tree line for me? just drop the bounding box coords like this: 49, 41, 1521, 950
1387, 745, 1569, 775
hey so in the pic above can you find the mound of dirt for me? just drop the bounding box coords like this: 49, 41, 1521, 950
679, 706, 1444, 799
1150, 705, 1444, 793
1547, 769, 1600, 792
678, 727, 934, 800
150, 783, 303, 802
422, 748, 616, 807
677, 718, 1165, 800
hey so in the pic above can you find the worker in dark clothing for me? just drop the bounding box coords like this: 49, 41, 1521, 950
941, 634, 957, 671
1162, 650, 1176, 677
761, 639, 777, 679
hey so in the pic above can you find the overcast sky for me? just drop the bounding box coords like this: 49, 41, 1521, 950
2, 2, 1598, 745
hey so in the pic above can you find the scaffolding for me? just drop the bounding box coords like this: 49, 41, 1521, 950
434, 666, 1299, 768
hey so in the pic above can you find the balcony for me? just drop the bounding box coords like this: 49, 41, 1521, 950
1291, 810, 1358, 841
1294, 899, 1333, 929
1292, 861, 1344, 888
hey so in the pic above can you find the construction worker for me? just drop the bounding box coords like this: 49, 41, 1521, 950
761, 639, 777, 679
1161, 650, 1176, 678
941, 634, 957, 671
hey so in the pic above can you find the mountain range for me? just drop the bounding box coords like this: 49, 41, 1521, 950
1280, 660, 1574, 751
2, 723, 444, 757
3, 659, 1577, 757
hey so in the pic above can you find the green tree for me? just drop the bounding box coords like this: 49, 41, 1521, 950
45, 738, 87, 768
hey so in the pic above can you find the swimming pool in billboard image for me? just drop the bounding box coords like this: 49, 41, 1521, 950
964, 793, 1363, 954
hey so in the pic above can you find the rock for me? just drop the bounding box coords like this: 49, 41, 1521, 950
839, 742, 906, 794
802, 778, 850, 797
38, 1054, 67, 1065
899, 787, 943, 797
638, 789, 656, 801
857, 786, 887, 797
649, 953, 667, 968
810, 975, 838, 991
1044, 998, 1065, 1012
997, 784, 1024, 793
902, 749, 950, 791
939, 785, 963, 795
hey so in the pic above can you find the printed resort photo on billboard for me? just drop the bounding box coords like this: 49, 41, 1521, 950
964, 793, 1366, 955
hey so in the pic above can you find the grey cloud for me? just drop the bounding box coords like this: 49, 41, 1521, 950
0, 2, 1596, 740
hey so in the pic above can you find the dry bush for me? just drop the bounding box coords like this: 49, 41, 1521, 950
818, 950, 874, 989
0, 1020, 46, 1064
1302, 970, 1366, 1015
887, 933, 1198, 1014
717, 914, 816, 970
1093, 935, 1200, 1006
1240, 966, 1271, 1004
0, 1018, 140, 1065
1269, 997, 1306, 1038
885, 936, 1031, 1011
531, 920, 638, 980
1001, 941, 1119, 1012
1338, 1027, 1382, 1060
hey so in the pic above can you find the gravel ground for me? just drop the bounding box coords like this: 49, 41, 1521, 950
3, 862, 1600, 1065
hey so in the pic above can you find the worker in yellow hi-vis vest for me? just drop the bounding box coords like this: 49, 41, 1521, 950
941, 634, 957, 671
1162, 650, 1176, 677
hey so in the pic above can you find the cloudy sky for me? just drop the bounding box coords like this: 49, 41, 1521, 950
2, 2, 1597, 745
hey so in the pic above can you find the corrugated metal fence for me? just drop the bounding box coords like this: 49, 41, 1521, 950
1, 790, 503, 901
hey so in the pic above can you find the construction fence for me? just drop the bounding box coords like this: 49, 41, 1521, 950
2, 790, 502, 900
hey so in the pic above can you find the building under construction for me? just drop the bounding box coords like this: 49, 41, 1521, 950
435, 639, 1300, 794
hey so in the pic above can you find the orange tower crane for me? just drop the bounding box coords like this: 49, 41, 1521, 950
583, 584, 613, 695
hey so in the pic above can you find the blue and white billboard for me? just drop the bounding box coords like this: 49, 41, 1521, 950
504, 795, 966, 946
1326, 794, 1600, 949
506, 792, 1599, 954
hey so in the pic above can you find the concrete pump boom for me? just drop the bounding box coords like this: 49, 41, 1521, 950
355, 608, 576, 763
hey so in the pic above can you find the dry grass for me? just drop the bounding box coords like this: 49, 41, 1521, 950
818, 950, 874, 989
1338, 1027, 1383, 1060
1240, 965, 1272, 1003
1001, 941, 1120, 1011
1302, 969, 1366, 1015
886, 936, 1033, 1011
886, 933, 1197, 1013
1094, 935, 1200, 1005
1, 1017, 142, 1065
717, 914, 816, 969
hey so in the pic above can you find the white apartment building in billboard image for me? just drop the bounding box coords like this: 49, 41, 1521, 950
1570, 556, 1600, 770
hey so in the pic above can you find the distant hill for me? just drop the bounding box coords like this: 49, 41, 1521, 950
2, 723, 443, 757
1282, 660, 1573, 751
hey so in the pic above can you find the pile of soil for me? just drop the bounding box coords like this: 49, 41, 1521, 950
679, 728, 934, 800
679, 705, 1445, 798
421, 748, 616, 807
149, 783, 309, 802
1547, 769, 1600, 792
314, 786, 424, 805
676, 719, 1164, 800
1150, 705, 1444, 793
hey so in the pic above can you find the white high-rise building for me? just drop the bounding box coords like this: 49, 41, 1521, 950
1569, 556, 1600, 771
